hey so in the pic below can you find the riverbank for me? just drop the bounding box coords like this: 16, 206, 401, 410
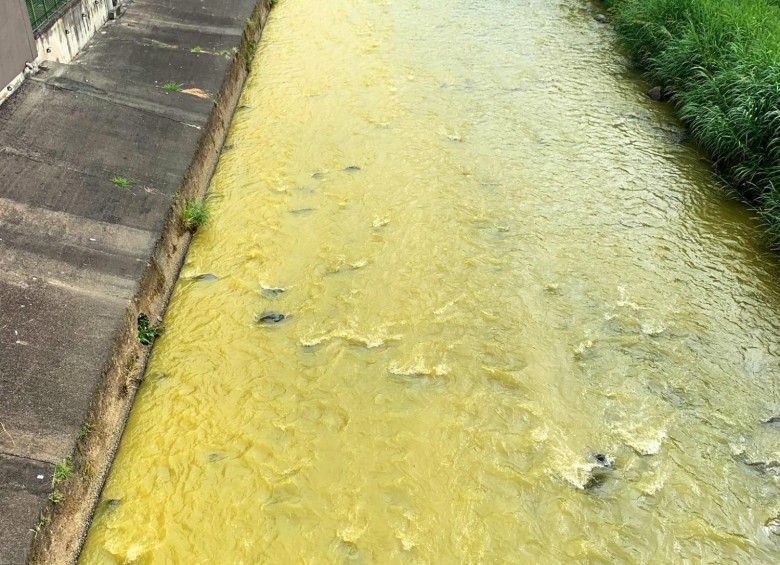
0, 1, 270, 563
600, 0, 780, 247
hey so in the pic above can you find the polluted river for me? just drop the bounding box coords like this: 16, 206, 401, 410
80, 0, 780, 562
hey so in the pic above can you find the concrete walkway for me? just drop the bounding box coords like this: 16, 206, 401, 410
0, 0, 263, 562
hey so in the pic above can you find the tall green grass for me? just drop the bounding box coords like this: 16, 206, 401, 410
602, 0, 780, 246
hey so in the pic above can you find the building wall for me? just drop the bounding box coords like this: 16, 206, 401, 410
0, 0, 38, 88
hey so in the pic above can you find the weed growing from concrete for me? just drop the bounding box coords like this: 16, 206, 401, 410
33, 515, 50, 534
52, 458, 73, 485
137, 313, 162, 346
112, 176, 131, 187
162, 82, 183, 92
182, 199, 210, 232
78, 421, 92, 441
191, 46, 205, 53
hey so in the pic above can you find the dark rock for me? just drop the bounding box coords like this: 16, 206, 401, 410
262, 287, 285, 298
344, 165, 362, 172
593, 453, 614, 468
743, 459, 780, 476
193, 273, 218, 282
647, 86, 664, 101
105, 499, 121, 508
767, 517, 780, 535
257, 311, 286, 324
594, 14, 609, 24
312, 172, 325, 179
763, 416, 780, 425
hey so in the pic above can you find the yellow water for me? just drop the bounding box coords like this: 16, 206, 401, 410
80, 0, 780, 562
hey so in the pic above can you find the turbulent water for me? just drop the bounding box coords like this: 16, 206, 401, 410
80, 0, 780, 562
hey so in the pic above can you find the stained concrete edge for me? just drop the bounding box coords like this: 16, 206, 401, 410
0, 1, 272, 563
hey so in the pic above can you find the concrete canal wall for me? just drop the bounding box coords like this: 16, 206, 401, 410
0, 0, 271, 562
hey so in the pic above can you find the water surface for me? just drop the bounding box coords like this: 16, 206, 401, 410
81, 0, 780, 562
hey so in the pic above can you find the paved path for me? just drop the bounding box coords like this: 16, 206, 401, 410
0, 0, 259, 561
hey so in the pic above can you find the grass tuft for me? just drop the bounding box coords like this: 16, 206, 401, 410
52, 458, 72, 485
182, 199, 210, 232
49, 490, 64, 504
162, 82, 183, 92
137, 313, 162, 346
603, 0, 780, 248
191, 46, 205, 53
112, 176, 130, 187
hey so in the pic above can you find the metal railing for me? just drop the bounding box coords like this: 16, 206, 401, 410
25, 0, 75, 32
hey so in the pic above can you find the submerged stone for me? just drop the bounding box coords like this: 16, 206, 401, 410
593, 453, 614, 468
647, 86, 664, 101
344, 165, 362, 172
258, 311, 286, 324
193, 273, 219, 282
262, 287, 286, 298
312, 172, 325, 179
767, 517, 780, 535
743, 459, 780, 476
594, 14, 608, 24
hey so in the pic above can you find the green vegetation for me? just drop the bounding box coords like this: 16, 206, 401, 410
191, 46, 205, 53
79, 421, 92, 441
162, 82, 184, 92
137, 313, 162, 346
52, 458, 73, 485
33, 515, 50, 534
112, 176, 130, 187
602, 0, 780, 246
270, 0, 279, 7
182, 199, 210, 231
49, 490, 64, 504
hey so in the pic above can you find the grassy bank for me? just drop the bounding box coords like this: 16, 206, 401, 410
601, 0, 780, 246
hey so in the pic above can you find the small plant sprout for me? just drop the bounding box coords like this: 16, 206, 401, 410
49, 490, 64, 504
52, 458, 73, 485
191, 46, 205, 53
137, 313, 162, 346
79, 421, 92, 441
112, 176, 131, 187
33, 515, 50, 534
182, 199, 210, 232
162, 82, 183, 92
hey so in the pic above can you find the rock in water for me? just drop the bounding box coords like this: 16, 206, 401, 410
593, 453, 614, 468
262, 287, 286, 298
594, 14, 608, 24
193, 273, 219, 282
258, 311, 286, 324
647, 86, 664, 101
344, 165, 362, 172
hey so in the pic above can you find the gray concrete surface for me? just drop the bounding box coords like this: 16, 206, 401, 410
0, 0, 257, 562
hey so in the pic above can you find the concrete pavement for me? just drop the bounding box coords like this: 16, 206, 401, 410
0, 0, 269, 562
